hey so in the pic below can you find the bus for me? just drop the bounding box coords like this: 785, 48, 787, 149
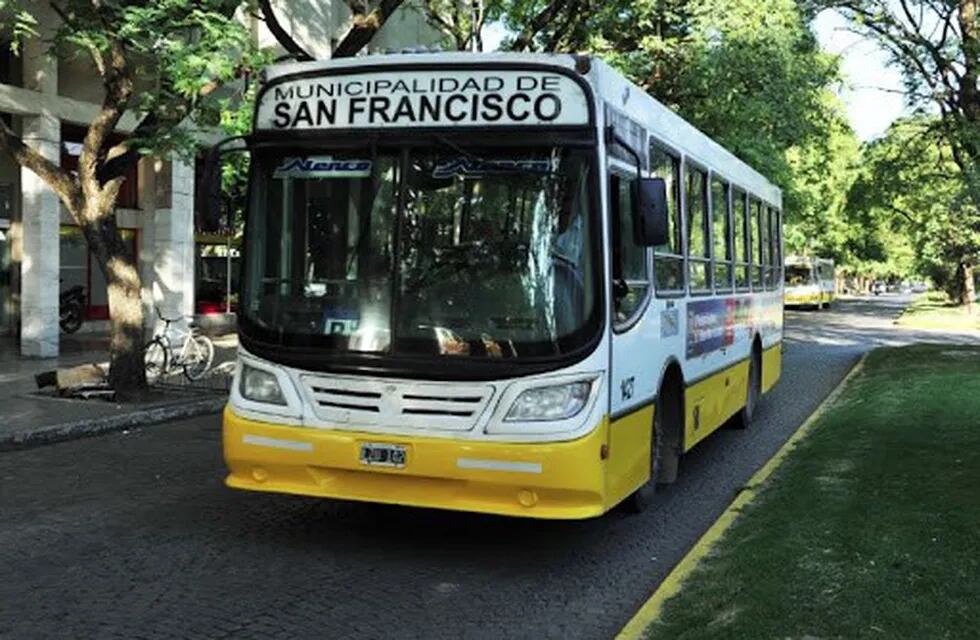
784, 256, 834, 309
216, 52, 784, 519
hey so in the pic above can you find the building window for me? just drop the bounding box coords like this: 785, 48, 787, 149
195, 236, 240, 314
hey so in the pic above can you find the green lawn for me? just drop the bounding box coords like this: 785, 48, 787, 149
646, 345, 980, 639
896, 292, 980, 331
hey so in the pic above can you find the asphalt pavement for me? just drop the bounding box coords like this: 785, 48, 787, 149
1, 295, 975, 640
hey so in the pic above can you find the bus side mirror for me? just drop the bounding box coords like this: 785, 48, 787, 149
633, 177, 669, 247
197, 136, 250, 233
199, 147, 224, 232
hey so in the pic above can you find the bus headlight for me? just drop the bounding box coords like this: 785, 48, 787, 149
505, 380, 592, 422
240, 364, 287, 405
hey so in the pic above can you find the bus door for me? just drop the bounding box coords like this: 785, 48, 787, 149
606, 161, 657, 497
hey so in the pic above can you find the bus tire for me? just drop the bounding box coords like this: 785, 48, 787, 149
734, 341, 762, 429
626, 371, 682, 513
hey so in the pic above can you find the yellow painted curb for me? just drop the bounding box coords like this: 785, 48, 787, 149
615, 352, 870, 640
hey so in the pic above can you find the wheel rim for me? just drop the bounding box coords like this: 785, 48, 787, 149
183, 336, 213, 380
145, 342, 167, 382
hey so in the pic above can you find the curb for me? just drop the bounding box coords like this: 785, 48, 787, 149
0, 395, 227, 452
616, 352, 870, 640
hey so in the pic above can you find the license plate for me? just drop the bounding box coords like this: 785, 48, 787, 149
359, 442, 407, 468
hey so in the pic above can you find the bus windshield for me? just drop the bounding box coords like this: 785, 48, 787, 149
241, 144, 598, 360
785, 265, 813, 286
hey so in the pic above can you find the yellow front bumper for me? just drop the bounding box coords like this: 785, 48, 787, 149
223, 407, 611, 519
784, 292, 821, 306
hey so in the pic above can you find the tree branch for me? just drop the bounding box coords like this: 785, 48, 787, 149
333, 0, 406, 57
508, 0, 568, 52
0, 118, 82, 211
257, 0, 313, 61
79, 40, 133, 207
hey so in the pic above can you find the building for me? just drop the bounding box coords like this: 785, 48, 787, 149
0, 1, 437, 357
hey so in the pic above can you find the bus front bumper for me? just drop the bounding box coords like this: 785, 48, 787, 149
784, 292, 821, 306
223, 407, 610, 519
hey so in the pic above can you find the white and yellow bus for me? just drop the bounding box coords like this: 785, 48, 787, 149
217, 53, 784, 519
784, 256, 834, 309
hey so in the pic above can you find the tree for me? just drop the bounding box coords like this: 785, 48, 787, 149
0, 1, 260, 397
816, 0, 980, 303
0, 0, 407, 397
420, 0, 489, 51
849, 117, 980, 304
258, 0, 407, 59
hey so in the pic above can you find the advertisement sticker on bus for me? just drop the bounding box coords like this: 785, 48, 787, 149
256, 70, 591, 130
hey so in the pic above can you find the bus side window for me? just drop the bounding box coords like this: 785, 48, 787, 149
686, 164, 711, 292
768, 207, 781, 289
733, 188, 749, 290
711, 177, 733, 293
761, 204, 773, 290
650, 145, 683, 293
750, 198, 763, 290
611, 172, 650, 323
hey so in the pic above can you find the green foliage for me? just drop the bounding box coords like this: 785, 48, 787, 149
0, 1, 38, 51
2, 1, 265, 161
849, 117, 980, 296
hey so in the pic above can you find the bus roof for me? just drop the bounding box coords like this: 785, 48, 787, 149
261, 52, 781, 206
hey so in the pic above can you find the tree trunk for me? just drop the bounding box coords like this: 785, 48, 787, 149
958, 261, 976, 313
82, 212, 147, 399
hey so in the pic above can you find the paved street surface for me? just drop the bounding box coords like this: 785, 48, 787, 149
2, 296, 976, 639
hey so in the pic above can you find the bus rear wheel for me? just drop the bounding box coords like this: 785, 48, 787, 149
734, 345, 762, 429
626, 375, 682, 513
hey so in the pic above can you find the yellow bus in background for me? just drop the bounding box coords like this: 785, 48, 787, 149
784, 256, 834, 309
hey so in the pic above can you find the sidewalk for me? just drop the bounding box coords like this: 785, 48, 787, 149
0, 332, 237, 451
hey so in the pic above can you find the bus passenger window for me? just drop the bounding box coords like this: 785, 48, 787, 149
733, 188, 749, 289
611, 173, 649, 323
711, 178, 733, 293
650, 146, 683, 293
687, 165, 710, 292
766, 207, 778, 289
750, 198, 764, 289
760, 202, 771, 289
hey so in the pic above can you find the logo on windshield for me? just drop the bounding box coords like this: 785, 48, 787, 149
432, 157, 556, 179
274, 156, 372, 179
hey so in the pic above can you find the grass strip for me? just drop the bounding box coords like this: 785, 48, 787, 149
895, 292, 980, 331
646, 344, 980, 639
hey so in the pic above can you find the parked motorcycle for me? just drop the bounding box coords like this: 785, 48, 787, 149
59, 285, 86, 334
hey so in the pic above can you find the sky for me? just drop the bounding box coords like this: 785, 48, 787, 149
485, 11, 906, 141
806, 10, 907, 141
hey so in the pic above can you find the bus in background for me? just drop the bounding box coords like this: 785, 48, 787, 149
784, 256, 835, 309
214, 52, 784, 519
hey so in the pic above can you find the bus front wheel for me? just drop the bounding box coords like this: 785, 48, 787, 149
626, 374, 682, 513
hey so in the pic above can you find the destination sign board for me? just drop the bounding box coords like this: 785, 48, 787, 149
256, 69, 591, 130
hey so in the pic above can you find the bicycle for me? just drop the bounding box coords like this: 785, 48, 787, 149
144, 307, 215, 383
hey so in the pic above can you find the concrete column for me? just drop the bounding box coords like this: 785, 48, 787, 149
19, 36, 60, 358
148, 158, 195, 328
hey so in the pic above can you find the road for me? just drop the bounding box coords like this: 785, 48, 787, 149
1, 295, 976, 640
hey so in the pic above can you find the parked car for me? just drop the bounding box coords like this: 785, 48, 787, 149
872, 282, 886, 296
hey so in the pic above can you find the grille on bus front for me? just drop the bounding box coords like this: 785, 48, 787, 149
300, 375, 495, 431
